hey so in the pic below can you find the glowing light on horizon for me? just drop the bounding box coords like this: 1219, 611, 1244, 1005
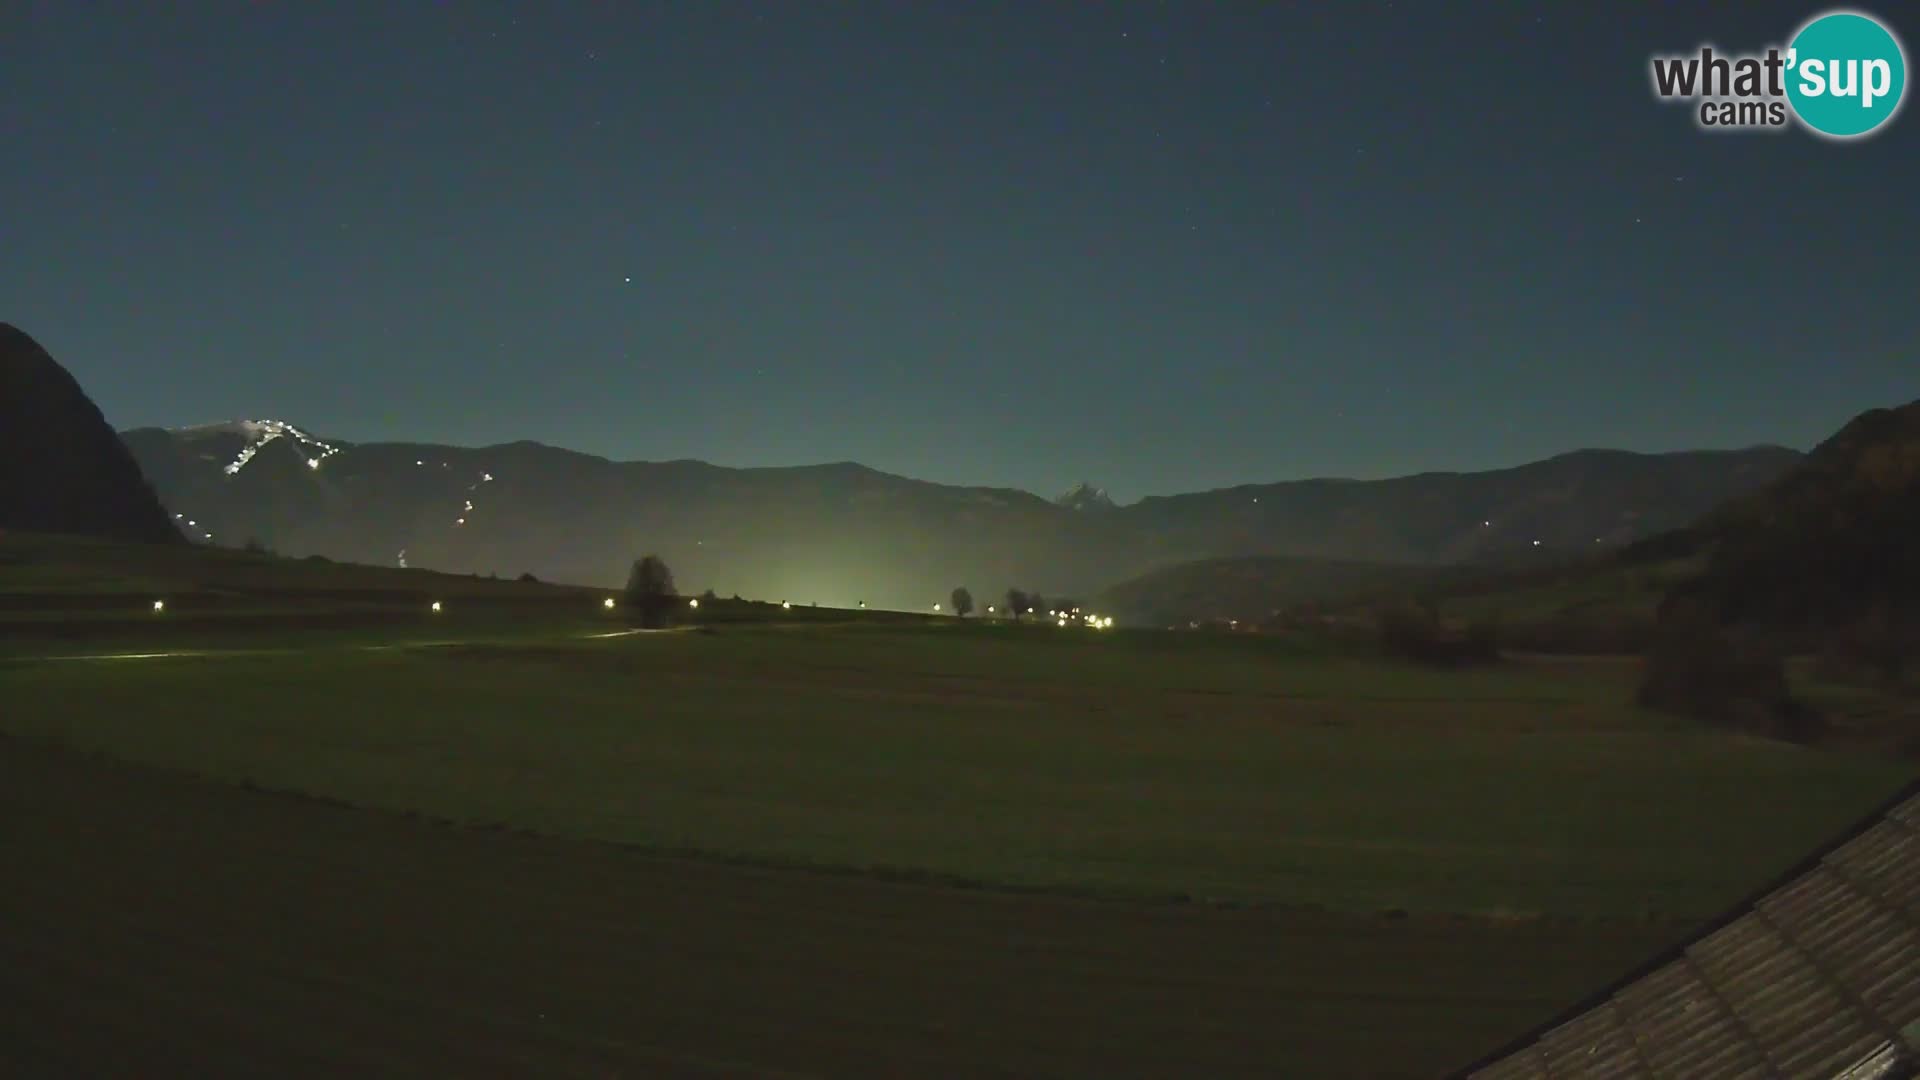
430, 601, 442, 613
151, 600, 165, 613
603, 597, 616, 609
689, 598, 700, 609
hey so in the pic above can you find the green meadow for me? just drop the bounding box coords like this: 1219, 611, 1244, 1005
7, 620, 1907, 919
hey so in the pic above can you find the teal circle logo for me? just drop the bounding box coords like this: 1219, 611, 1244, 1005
1786, 10, 1907, 138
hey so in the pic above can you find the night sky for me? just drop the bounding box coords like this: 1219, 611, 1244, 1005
4, 1, 1915, 501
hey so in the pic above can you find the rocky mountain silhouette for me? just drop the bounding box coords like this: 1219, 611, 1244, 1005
1055, 483, 1117, 512
0, 324, 180, 545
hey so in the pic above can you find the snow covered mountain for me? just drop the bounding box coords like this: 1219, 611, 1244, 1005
1055, 482, 1117, 512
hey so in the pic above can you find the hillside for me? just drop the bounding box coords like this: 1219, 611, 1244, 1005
1115, 447, 1802, 567
119, 418, 1800, 607
0, 325, 180, 545
1666, 397, 1920, 641
1086, 448, 1798, 630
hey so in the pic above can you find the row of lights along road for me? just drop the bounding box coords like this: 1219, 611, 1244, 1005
146, 596, 1108, 624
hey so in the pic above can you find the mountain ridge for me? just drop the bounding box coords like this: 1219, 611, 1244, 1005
136, 418, 1804, 505
119, 414, 1804, 608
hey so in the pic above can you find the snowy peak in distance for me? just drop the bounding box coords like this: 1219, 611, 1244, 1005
1055, 481, 1116, 511
169, 418, 344, 474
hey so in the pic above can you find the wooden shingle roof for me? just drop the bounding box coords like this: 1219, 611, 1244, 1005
1451, 782, 1920, 1079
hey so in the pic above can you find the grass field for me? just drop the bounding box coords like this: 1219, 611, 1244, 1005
5, 533, 1915, 1075
6, 621, 1909, 919
0, 737, 1685, 1078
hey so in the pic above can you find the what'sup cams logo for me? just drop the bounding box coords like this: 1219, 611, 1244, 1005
1650, 9, 1907, 139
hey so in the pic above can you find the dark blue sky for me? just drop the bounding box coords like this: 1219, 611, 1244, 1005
4, 1, 1916, 500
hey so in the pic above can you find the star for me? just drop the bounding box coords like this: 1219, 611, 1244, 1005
623, 276, 631, 283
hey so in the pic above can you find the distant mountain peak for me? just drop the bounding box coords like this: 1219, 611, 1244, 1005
170, 418, 344, 474
1056, 481, 1116, 511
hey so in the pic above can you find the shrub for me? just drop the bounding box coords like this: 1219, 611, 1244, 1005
1377, 600, 1499, 666
1815, 606, 1918, 692
1638, 603, 1822, 741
